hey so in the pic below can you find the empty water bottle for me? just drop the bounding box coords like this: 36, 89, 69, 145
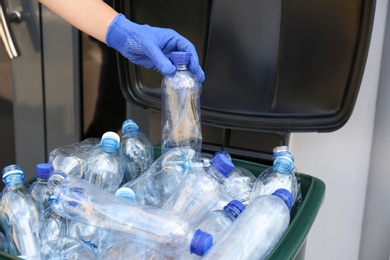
83, 131, 124, 193
162, 152, 234, 224
250, 146, 300, 204
49, 138, 100, 178
49, 175, 213, 257
120, 147, 196, 207
202, 189, 293, 260
29, 163, 53, 209
40, 236, 96, 259
120, 119, 154, 182
0, 165, 44, 259
161, 51, 202, 158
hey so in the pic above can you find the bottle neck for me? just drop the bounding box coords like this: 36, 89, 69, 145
207, 166, 227, 183
224, 207, 241, 221
101, 139, 119, 153
3, 173, 24, 186
175, 64, 189, 71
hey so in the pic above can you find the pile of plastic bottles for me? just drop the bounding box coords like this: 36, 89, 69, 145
0, 119, 301, 259
0, 52, 302, 259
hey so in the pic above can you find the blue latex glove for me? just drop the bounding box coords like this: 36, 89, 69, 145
106, 14, 205, 83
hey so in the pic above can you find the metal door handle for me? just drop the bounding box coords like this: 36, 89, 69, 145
0, 0, 21, 59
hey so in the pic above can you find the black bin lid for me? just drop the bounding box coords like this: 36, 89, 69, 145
114, 0, 376, 133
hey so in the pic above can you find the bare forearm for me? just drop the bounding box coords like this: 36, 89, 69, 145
38, 0, 118, 43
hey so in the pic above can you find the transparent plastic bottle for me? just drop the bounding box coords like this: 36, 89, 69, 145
161, 51, 202, 158
250, 146, 300, 204
202, 189, 293, 260
120, 119, 154, 182
49, 138, 100, 178
40, 236, 96, 260
162, 152, 234, 224
120, 147, 196, 207
214, 165, 256, 210
0, 165, 43, 259
83, 131, 124, 193
179, 200, 245, 260
50, 175, 213, 257
29, 163, 53, 209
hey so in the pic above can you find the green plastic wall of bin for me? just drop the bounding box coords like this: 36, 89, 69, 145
0, 146, 325, 260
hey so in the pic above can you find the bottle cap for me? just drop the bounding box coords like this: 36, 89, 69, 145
190, 229, 213, 256
115, 187, 136, 203
101, 131, 120, 149
224, 200, 246, 218
2, 164, 24, 180
169, 51, 190, 65
272, 188, 294, 209
273, 155, 294, 174
210, 152, 235, 178
121, 119, 139, 134
35, 163, 53, 179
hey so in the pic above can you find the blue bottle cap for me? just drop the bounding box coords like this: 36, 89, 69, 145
169, 51, 190, 65
210, 152, 235, 178
121, 119, 139, 134
272, 189, 294, 209
35, 163, 53, 179
2, 164, 24, 180
190, 229, 213, 256
224, 200, 246, 217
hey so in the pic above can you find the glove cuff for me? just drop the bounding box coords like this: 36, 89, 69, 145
106, 13, 132, 52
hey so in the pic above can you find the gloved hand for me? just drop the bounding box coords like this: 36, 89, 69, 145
106, 14, 205, 83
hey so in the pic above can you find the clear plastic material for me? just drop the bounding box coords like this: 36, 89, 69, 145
120, 147, 196, 207
29, 163, 53, 209
49, 175, 213, 257
83, 132, 124, 193
195, 200, 245, 240
42, 206, 69, 243
0, 232, 9, 253
49, 138, 100, 178
250, 146, 300, 204
40, 236, 96, 259
162, 152, 234, 224
202, 189, 293, 260
0, 165, 44, 260
161, 51, 202, 158
215, 166, 256, 210
120, 119, 154, 182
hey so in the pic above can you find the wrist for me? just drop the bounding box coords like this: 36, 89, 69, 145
106, 13, 132, 51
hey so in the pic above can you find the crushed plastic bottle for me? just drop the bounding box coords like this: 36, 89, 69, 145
49, 138, 100, 178
162, 152, 234, 224
120, 147, 196, 207
120, 119, 154, 182
49, 175, 213, 257
0, 165, 44, 259
83, 131, 124, 193
161, 51, 202, 158
202, 189, 293, 260
40, 236, 96, 259
250, 146, 300, 205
